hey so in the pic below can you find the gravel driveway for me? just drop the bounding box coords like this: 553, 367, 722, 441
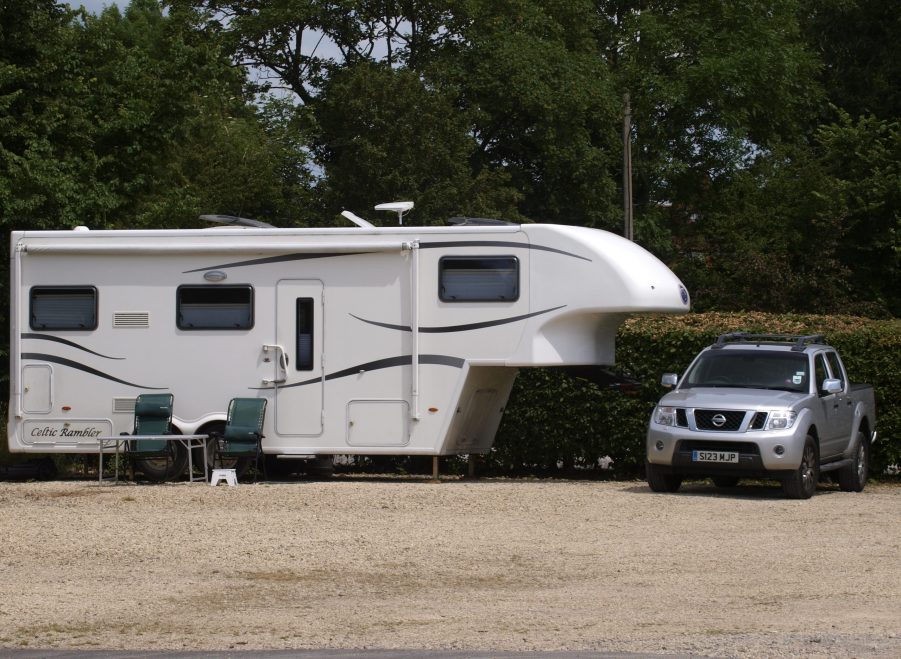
0, 477, 898, 657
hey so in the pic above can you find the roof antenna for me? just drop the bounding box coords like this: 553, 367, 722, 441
375, 201, 414, 225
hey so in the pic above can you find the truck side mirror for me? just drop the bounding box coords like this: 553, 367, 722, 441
661, 373, 679, 388
822, 378, 843, 394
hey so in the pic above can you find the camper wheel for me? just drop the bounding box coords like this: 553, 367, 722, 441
194, 421, 253, 478
133, 426, 189, 482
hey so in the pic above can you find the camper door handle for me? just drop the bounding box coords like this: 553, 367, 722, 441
262, 344, 289, 386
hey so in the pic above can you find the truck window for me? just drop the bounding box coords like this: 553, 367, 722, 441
177, 285, 253, 330
815, 354, 830, 396
825, 352, 845, 388
30, 286, 98, 331
439, 256, 519, 302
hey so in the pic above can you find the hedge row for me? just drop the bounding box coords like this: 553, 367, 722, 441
2, 313, 897, 479
488, 312, 901, 478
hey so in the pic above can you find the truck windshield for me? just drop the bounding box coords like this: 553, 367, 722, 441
683, 350, 809, 392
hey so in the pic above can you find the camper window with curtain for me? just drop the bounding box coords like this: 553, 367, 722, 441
30, 286, 98, 330
177, 285, 254, 329
439, 256, 519, 302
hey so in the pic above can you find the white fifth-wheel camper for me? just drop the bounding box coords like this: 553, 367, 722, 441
8, 205, 690, 479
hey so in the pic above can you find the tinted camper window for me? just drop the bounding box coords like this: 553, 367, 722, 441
30, 287, 98, 330
296, 298, 314, 370
439, 256, 519, 302
177, 285, 253, 330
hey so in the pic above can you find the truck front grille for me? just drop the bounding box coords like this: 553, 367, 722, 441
694, 409, 746, 431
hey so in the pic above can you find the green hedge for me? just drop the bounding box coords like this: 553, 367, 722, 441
489, 312, 901, 477
3, 312, 898, 478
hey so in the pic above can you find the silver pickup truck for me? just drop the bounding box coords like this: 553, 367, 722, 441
646, 333, 877, 498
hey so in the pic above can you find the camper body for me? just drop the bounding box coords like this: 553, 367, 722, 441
8, 222, 689, 475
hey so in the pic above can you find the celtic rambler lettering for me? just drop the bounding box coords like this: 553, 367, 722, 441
60, 427, 103, 438
30, 426, 103, 438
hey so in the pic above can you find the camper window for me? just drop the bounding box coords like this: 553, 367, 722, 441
439, 256, 519, 302
30, 286, 98, 330
177, 285, 253, 330
296, 298, 314, 370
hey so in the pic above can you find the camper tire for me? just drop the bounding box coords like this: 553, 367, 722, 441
306, 455, 335, 479
194, 421, 253, 479
134, 439, 188, 482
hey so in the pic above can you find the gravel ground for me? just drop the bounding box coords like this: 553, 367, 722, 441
0, 476, 899, 658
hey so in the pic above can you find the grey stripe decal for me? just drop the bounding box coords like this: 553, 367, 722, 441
22, 333, 125, 360
183, 252, 362, 274
350, 305, 567, 333
184, 240, 590, 274
22, 353, 167, 390
419, 240, 591, 261
254, 354, 465, 390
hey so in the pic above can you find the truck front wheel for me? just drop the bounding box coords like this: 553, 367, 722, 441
782, 436, 819, 499
646, 462, 682, 493
837, 431, 869, 493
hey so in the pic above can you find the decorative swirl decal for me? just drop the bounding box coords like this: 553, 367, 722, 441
22, 353, 166, 390
350, 305, 567, 333
22, 333, 125, 360
184, 240, 591, 274
255, 354, 464, 390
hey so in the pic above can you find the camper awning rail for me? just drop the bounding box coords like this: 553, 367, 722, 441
19, 241, 418, 255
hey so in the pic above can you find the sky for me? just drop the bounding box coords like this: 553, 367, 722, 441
68, 0, 123, 14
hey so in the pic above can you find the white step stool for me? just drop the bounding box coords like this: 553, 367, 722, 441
210, 468, 238, 487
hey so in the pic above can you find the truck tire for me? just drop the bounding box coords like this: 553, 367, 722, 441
646, 462, 682, 493
782, 435, 819, 499
837, 431, 869, 493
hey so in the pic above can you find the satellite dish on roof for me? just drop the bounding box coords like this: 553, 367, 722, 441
199, 214, 276, 229
375, 201, 414, 225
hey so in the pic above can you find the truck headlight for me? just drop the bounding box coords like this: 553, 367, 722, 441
653, 406, 677, 427
765, 410, 798, 430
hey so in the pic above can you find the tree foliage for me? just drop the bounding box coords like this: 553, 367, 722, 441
1, 0, 900, 470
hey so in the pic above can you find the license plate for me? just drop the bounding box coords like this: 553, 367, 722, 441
692, 450, 739, 463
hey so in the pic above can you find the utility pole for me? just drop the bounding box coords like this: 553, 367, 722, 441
623, 93, 634, 242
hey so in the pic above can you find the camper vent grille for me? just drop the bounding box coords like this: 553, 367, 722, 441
113, 312, 150, 328
113, 397, 136, 414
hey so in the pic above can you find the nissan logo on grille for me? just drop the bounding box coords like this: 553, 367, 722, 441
712, 414, 728, 427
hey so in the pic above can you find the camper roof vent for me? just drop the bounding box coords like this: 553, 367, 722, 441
73, 226, 90, 232
199, 214, 276, 229
447, 216, 518, 226
113, 312, 150, 328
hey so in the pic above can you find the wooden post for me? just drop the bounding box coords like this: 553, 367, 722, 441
468, 454, 476, 478
432, 456, 439, 481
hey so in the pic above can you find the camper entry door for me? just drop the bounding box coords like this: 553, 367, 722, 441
274, 279, 324, 436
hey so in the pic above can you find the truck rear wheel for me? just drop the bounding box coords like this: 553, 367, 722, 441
782, 436, 819, 499
646, 462, 682, 493
837, 431, 868, 492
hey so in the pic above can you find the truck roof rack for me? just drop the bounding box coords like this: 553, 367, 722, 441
711, 332, 827, 352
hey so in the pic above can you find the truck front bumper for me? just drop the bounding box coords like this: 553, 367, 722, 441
647, 424, 807, 475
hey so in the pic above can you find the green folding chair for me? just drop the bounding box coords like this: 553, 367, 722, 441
125, 393, 175, 478
212, 398, 267, 481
